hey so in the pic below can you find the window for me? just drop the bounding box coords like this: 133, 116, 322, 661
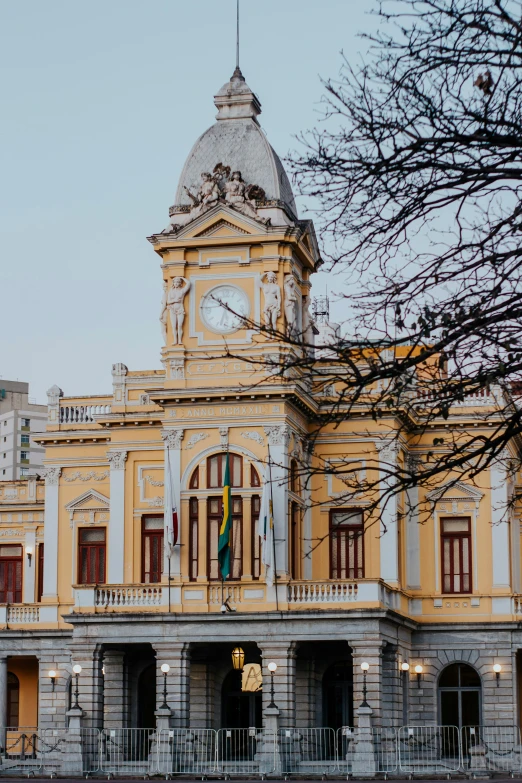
290, 502, 301, 579
20, 468, 28, 477
207, 454, 242, 488
330, 509, 364, 579
0, 545, 23, 603
37, 544, 44, 602
20, 434, 29, 445
189, 467, 199, 489
20, 452, 29, 461
2, 454, 5, 459
290, 459, 300, 493
250, 464, 260, 487
21, 419, 30, 428
441, 517, 471, 593
142, 517, 163, 583
207, 496, 243, 580
252, 495, 261, 579
189, 498, 198, 581
78, 528, 106, 584
7, 673, 19, 729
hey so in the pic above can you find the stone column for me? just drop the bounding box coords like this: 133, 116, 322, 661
0, 657, 7, 742
38, 650, 72, 730
161, 429, 184, 580
491, 452, 511, 589
263, 425, 291, 580
376, 442, 400, 586
154, 642, 190, 728
42, 467, 61, 600
352, 705, 376, 776
351, 641, 384, 727
258, 641, 296, 728
107, 450, 127, 584
67, 644, 104, 730
103, 651, 126, 730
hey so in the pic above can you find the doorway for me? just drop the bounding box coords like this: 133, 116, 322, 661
137, 664, 156, 729
221, 669, 262, 729
323, 661, 354, 730
439, 663, 481, 728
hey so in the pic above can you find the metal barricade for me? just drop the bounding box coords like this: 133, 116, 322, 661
0, 728, 42, 775
100, 728, 158, 776
41, 728, 101, 775
216, 728, 276, 775
156, 729, 217, 775
398, 725, 461, 774
336, 727, 398, 775
279, 727, 337, 776
461, 725, 522, 773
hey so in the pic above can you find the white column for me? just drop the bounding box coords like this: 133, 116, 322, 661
161, 429, 184, 579
107, 450, 127, 584
491, 452, 511, 589
405, 455, 421, 589
376, 441, 399, 586
264, 425, 291, 578
23, 527, 36, 603
42, 467, 61, 599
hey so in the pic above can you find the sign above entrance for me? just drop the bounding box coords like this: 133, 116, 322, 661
242, 663, 262, 692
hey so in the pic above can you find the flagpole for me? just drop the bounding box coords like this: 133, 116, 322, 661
268, 445, 279, 611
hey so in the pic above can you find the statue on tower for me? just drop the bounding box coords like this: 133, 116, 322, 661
284, 274, 299, 338
184, 172, 221, 219
258, 272, 281, 332
167, 277, 191, 345
224, 170, 267, 222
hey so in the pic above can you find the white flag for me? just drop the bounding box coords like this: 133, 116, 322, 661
258, 473, 274, 586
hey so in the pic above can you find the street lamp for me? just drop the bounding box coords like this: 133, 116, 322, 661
401, 662, 410, 672
160, 663, 170, 709
231, 647, 245, 671
48, 670, 56, 692
267, 662, 277, 708
493, 663, 502, 687
72, 664, 82, 709
25, 547, 33, 566
360, 662, 370, 707
415, 664, 423, 688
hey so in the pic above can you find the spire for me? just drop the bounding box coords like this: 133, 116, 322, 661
236, 0, 240, 71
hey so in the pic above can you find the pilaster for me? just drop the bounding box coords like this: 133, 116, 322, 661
107, 450, 127, 583
351, 641, 384, 726
263, 425, 291, 577
491, 451, 511, 589
42, 467, 61, 600
66, 644, 103, 730
154, 642, 190, 729
258, 641, 296, 728
405, 454, 421, 589
376, 441, 400, 586
161, 429, 184, 579
103, 650, 127, 730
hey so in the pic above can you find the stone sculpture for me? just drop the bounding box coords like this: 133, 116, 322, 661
167, 277, 191, 345
224, 171, 264, 221
185, 173, 220, 218
183, 164, 269, 224
258, 272, 281, 331
284, 275, 299, 338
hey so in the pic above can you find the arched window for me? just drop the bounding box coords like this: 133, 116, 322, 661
7, 672, 19, 729
439, 663, 481, 729
250, 464, 260, 488
207, 454, 242, 488
189, 467, 199, 489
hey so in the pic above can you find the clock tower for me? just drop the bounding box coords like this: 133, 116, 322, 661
148, 67, 321, 392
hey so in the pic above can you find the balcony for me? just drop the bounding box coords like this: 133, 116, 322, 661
287, 580, 400, 610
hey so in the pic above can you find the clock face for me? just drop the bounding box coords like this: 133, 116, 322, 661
200, 285, 250, 334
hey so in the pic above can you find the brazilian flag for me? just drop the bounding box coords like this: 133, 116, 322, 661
218, 452, 232, 580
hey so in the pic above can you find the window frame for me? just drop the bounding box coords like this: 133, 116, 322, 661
37, 543, 44, 602
0, 545, 23, 603
441, 516, 472, 594
206, 453, 243, 489
252, 494, 261, 580
78, 527, 106, 585
141, 516, 164, 584
289, 501, 301, 580
206, 495, 243, 580
329, 508, 365, 580
189, 497, 198, 581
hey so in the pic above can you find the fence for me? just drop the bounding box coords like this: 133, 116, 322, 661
0, 724, 520, 777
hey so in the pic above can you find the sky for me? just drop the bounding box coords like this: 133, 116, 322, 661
0, 0, 374, 404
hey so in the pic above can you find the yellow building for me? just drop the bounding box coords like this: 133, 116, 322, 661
0, 66, 521, 751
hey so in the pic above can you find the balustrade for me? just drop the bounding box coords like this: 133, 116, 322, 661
287, 581, 358, 603
59, 404, 111, 424
95, 585, 163, 607
7, 605, 40, 623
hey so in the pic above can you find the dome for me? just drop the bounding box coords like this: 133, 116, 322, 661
174, 68, 298, 219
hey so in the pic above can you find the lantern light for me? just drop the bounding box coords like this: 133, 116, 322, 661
267, 661, 277, 673
360, 662, 370, 672
161, 664, 170, 674
231, 647, 245, 671
493, 663, 502, 686
401, 662, 410, 672
415, 664, 423, 688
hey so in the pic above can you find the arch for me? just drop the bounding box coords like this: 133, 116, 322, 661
438, 662, 481, 728
322, 661, 353, 731
7, 672, 19, 729
221, 669, 262, 730
181, 443, 259, 491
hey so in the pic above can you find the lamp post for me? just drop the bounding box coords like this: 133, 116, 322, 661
49, 670, 56, 692
72, 665, 82, 709
415, 664, 423, 688
360, 662, 370, 707
160, 663, 170, 709
493, 663, 502, 687
267, 662, 277, 708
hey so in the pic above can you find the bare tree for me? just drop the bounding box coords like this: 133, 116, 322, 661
228, 0, 522, 534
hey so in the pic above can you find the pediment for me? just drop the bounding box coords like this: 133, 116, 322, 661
173, 205, 267, 241
65, 489, 110, 512
426, 481, 484, 503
